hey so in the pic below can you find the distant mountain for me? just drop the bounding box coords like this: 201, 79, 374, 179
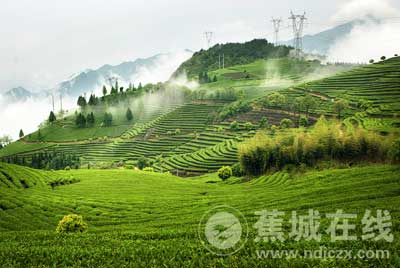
56, 50, 193, 97
282, 17, 378, 55
3, 87, 36, 102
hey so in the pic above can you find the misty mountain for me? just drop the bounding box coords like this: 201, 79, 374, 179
3, 87, 37, 102
56, 50, 193, 97
282, 17, 377, 55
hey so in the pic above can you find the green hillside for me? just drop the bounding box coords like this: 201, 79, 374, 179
173, 39, 291, 78
2, 57, 399, 174
0, 162, 399, 267
283, 56, 400, 117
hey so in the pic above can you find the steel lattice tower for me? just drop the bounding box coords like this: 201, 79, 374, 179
271, 17, 282, 46
288, 11, 306, 58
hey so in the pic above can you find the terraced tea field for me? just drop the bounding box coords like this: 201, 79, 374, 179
0, 162, 399, 267
290, 57, 400, 117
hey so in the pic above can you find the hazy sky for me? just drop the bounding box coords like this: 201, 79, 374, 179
1, 0, 399, 91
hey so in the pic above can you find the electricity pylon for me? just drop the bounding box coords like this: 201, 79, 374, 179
271, 17, 282, 46
204, 31, 213, 49
289, 11, 306, 58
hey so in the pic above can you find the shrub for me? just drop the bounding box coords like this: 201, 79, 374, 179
143, 167, 154, 172
270, 125, 278, 135
64, 166, 71, 171
230, 121, 240, 131
56, 214, 88, 233
231, 163, 244, 177
244, 122, 254, 130
218, 101, 252, 120
388, 139, 400, 162
259, 117, 270, 129
218, 166, 232, 181
280, 118, 293, 129
174, 129, 181, 135
299, 116, 309, 127
137, 157, 149, 170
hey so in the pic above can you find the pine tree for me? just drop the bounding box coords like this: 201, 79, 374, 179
75, 113, 86, 128
19, 129, 24, 138
102, 86, 107, 96
77, 96, 87, 107
86, 112, 95, 125
48, 111, 57, 123
103, 113, 113, 127
126, 108, 133, 121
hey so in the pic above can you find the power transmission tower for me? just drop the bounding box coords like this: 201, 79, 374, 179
271, 17, 282, 46
51, 94, 55, 112
218, 44, 225, 69
288, 11, 306, 58
60, 94, 63, 112
204, 31, 213, 49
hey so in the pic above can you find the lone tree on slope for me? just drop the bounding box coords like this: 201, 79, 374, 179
126, 108, 133, 121
333, 99, 349, 120
48, 111, 57, 123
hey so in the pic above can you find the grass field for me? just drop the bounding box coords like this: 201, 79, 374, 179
0, 162, 399, 267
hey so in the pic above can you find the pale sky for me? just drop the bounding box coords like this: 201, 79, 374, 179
1, 0, 399, 91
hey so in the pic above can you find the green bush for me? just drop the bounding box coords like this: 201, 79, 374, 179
388, 139, 400, 162
56, 214, 88, 233
299, 116, 308, 127
174, 129, 181, 135
259, 117, 269, 129
137, 157, 149, 170
244, 122, 254, 130
218, 166, 232, 181
280, 118, 293, 129
64, 166, 71, 171
231, 163, 244, 177
230, 121, 240, 131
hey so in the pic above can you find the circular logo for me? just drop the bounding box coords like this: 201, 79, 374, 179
198, 205, 248, 256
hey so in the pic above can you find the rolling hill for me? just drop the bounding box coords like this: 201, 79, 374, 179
0, 162, 399, 266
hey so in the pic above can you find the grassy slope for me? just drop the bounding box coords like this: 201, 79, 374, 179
285, 56, 400, 117
0, 162, 399, 267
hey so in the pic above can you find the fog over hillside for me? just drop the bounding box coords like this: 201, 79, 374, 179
0, 51, 192, 140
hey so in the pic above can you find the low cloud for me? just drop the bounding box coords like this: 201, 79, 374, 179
328, 0, 400, 63
0, 94, 76, 140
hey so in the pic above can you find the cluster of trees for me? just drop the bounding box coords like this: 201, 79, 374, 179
76, 81, 161, 108
2, 152, 80, 170
75, 112, 95, 128
74, 108, 133, 128
174, 39, 291, 78
198, 72, 217, 84
261, 92, 350, 120
238, 117, 399, 176
190, 88, 243, 101
217, 100, 252, 120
